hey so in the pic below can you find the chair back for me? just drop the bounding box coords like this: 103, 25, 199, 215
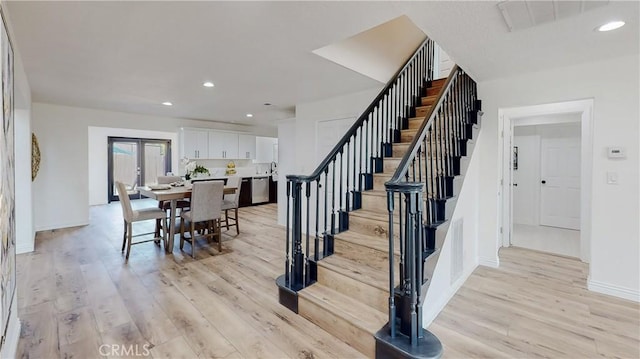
190, 181, 224, 223
158, 175, 181, 184
224, 176, 241, 206
115, 181, 134, 221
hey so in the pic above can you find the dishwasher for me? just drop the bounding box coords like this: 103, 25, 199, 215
251, 176, 269, 204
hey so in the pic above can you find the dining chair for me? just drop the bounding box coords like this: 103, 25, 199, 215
155, 175, 190, 237
179, 181, 224, 258
116, 181, 167, 260
221, 176, 241, 235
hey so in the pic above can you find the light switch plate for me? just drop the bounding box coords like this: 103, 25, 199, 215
607, 172, 619, 185
607, 147, 626, 159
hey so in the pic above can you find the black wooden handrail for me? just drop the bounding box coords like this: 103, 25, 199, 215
287, 37, 429, 183
385, 64, 460, 185
382, 63, 479, 347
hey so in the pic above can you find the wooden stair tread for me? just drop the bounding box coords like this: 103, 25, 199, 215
349, 208, 396, 221
359, 190, 386, 198
300, 283, 387, 334
361, 188, 428, 198
335, 230, 400, 256
318, 255, 390, 294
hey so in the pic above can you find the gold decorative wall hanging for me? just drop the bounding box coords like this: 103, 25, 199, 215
31, 133, 40, 181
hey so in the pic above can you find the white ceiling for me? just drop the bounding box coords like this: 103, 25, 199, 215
4, 1, 639, 127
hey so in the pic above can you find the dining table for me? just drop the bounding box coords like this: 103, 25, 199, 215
137, 184, 237, 253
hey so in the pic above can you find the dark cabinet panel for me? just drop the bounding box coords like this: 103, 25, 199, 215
239, 177, 252, 207
269, 177, 278, 203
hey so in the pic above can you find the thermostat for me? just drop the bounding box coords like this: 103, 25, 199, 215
607, 147, 626, 159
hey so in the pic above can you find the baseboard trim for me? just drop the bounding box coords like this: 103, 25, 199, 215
35, 220, 89, 232
1, 312, 20, 358
587, 278, 639, 302
478, 256, 499, 268
16, 241, 34, 254
423, 264, 477, 327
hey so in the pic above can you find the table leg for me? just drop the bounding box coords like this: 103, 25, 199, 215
166, 199, 178, 252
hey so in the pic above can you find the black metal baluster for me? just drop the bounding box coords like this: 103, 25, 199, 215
359, 127, 363, 191
387, 190, 396, 338
346, 141, 350, 212
285, 180, 291, 283
305, 181, 310, 285
291, 180, 303, 289
365, 117, 369, 175
323, 169, 328, 254
331, 160, 336, 235
315, 179, 320, 261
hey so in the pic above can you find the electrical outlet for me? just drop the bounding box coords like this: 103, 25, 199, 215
607, 172, 619, 185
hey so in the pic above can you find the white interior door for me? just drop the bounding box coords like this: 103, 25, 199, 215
513, 135, 540, 225
540, 138, 581, 230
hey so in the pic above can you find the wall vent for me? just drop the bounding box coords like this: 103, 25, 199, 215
451, 218, 464, 284
497, 0, 609, 32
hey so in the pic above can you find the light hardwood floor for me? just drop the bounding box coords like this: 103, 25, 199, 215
16, 201, 639, 358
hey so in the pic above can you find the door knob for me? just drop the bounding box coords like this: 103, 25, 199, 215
541, 180, 546, 184
513, 183, 518, 186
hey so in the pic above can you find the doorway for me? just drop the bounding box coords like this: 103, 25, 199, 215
108, 137, 172, 201
511, 121, 581, 258
498, 99, 593, 263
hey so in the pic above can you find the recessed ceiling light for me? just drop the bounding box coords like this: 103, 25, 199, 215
246, 113, 254, 118
597, 21, 625, 32
162, 102, 173, 106
203, 81, 215, 88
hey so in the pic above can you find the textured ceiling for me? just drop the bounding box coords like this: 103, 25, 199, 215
4, 1, 638, 127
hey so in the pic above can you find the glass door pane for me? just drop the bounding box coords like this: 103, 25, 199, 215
143, 142, 168, 186
112, 141, 140, 200
108, 137, 172, 202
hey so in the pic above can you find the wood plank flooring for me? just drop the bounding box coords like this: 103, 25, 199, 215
16, 201, 639, 358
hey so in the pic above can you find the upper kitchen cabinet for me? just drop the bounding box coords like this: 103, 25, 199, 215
255, 136, 278, 163
238, 134, 256, 160
208, 131, 239, 159
181, 129, 209, 159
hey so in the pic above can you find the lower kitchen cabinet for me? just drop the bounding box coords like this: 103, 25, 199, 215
239, 177, 252, 207
269, 177, 277, 203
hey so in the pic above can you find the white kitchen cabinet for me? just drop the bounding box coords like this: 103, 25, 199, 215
255, 137, 278, 163
208, 131, 239, 159
181, 129, 208, 159
238, 134, 256, 160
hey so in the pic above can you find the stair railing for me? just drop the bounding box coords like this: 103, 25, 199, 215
277, 38, 435, 299
384, 65, 479, 344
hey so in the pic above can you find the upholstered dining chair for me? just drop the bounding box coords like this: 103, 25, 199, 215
116, 181, 167, 260
221, 176, 241, 235
154, 175, 190, 237
179, 181, 224, 258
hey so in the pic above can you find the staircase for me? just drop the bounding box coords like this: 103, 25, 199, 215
297, 77, 449, 357
277, 38, 481, 358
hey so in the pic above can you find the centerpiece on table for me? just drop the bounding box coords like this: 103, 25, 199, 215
182, 158, 210, 180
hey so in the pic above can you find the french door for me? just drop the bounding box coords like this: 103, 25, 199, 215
108, 137, 172, 201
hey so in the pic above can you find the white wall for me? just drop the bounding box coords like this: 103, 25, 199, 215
295, 87, 381, 175
32, 102, 276, 231
277, 119, 295, 226
3, 7, 32, 354
277, 87, 382, 226
88, 127, 179, 206
477, 54, 639, 299
14, 47, 33, 254
424, 133, 482, 326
